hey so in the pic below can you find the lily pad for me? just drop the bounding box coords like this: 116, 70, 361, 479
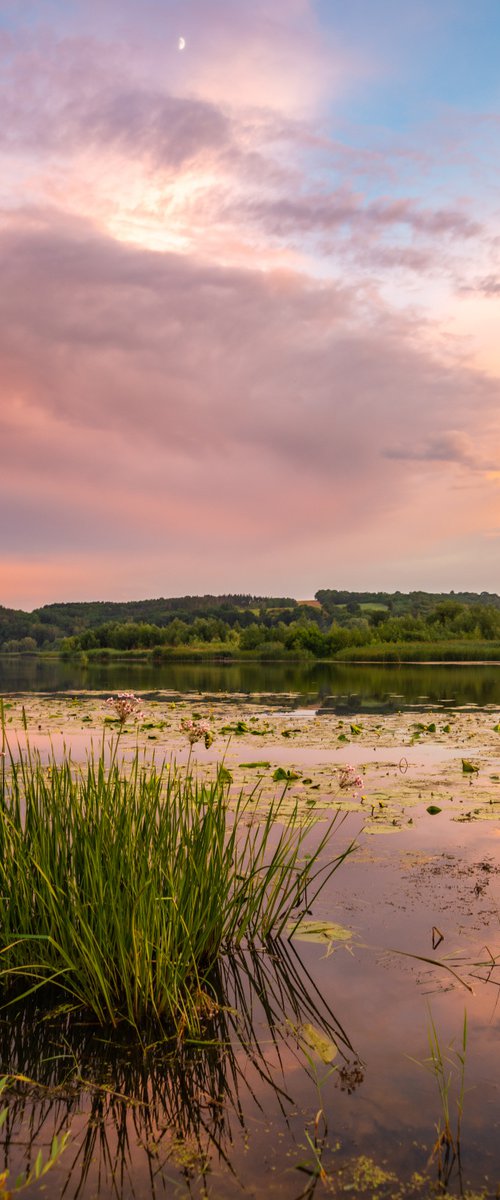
220, 720, 250, 735
296, 1022, 338, 1064
290, 919, 353, 946
462, 759, 479, 773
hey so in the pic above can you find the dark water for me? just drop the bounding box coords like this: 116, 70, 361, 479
2, 654, 500, 710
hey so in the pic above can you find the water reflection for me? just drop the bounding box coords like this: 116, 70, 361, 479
2, 656, 500, 711
0, 942, 358, 1199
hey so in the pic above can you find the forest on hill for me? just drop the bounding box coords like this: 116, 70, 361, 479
2, 589, 500, 661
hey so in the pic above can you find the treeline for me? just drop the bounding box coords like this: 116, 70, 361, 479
316, 588, 500, 617
3, 591, 500, 659
0, 595, 298, 651
59, 599, 500, 660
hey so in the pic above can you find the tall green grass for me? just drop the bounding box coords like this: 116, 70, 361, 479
335, 639, 500, 663
0, 726, 354, 1036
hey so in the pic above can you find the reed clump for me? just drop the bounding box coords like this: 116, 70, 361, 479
0, 728, 353, 1036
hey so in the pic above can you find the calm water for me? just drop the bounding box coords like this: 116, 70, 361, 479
1, 659, 500, 1196
2, 808, 500, 1199
2, 654, 500, 709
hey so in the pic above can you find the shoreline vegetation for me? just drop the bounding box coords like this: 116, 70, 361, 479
3, 641, 500, 665
3, 589, 500, 664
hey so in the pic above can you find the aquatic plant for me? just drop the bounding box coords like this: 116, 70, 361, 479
412, 1010, 468, 1193
180, 715, 214, 773
0, 713, 354, 1036
0, 1077, 69, 1198
338, 765, 363, 791
105, 692, 144, 724
180, 717, 214, 748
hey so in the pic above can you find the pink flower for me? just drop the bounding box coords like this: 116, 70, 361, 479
105, 692, 144, 724
338, 764, 363, 791
180, 717, 213, 748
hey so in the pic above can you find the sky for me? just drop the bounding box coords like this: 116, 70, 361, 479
1, 0, 500, 609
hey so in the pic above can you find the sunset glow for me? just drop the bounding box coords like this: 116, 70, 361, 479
2, 0, 500, 607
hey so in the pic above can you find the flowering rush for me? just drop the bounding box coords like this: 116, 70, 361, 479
180, 717, 214, 749
105, 692, 144, 723
338, 764, 363, 791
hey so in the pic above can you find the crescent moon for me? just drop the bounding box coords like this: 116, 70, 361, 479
178, 36, 186, 50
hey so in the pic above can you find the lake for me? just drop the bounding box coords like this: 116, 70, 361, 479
3, 654, 500, 710
1, 670, 500, 1197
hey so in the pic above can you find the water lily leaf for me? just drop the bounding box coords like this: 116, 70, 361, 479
350, 723, 362, 735
297, 1022, 338, 1064
462, 759, 479, 773
337, 733, 349, 743
220, 720, 249, 735
217, 766, 233, 783
273, 767, 301, 782
238, 761, 270, 769
290, 919, 353, 945
426, 805, 442, 815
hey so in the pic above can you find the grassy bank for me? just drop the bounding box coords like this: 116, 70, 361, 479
334, 640, 500, 663
72, 640, 500, 664
6, 636, 500, 667
55, 645, 299, 666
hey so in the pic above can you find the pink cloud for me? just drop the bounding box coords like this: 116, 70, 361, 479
384, 430, 496, 469
230, 190, 480, 245
1, 4, 500, 604
467, 275, 500, 296
0, 20, 488, 293
1, 210, 499, 604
